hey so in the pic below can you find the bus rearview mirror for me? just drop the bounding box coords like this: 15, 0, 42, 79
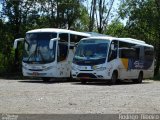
49, 38, 59, 49
111, 44, 114, 50
75, 43, 78, 47
13, 38, 24, 49
69, 42, 76, 49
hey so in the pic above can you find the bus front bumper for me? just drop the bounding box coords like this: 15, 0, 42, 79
72, 69, 111, 80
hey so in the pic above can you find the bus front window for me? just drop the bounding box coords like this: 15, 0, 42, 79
23, 32, 57, 64
73, 39, 109, 65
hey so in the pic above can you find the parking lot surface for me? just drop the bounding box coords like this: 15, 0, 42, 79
0, 79, 160, 114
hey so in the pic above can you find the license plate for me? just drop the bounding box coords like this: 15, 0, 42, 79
32, 72, 39, 76
82, 77, 90, 79
80, 66, 91, 70
82, 75, 90, 79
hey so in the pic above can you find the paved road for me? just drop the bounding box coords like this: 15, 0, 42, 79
0, 79, 160, 114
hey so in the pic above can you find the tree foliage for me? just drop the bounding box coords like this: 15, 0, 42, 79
0, 0, 88, 75
105, 20, 125, 37
88, 0, 116, 33
118, 0, 160, 75
0, 0, 159, 76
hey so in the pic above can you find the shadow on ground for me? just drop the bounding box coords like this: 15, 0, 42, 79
18, 79, 152, 86
71, 80, 152, 86
18, 79, 78, 84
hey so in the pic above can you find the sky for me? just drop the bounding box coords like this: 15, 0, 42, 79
0, 4, 1, 10
0, 0, 2, 18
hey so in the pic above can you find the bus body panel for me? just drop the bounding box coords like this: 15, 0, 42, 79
72, 37, 154, 81
72, 63, 112, 80
15, 28, 91, 79
22, 49, 74, 78
22, 62, 59, 77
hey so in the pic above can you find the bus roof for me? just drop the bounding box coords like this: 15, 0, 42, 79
80, 36, 153, 48
117, 38, 145, 44
117, 38, 153, 48
85, 32, 111, 37
80, 36, 117, 41
26, 28, 91, 37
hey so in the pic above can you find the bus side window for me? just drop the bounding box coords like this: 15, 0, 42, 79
119, 41, 139, 60
119, 48, 136, 59
70, 34, 87, 43
57, 42, 68, 62
70, 34, 77, 43
59, 33, 69, 42
144, 47, 154, 61
135, 48, 140, 60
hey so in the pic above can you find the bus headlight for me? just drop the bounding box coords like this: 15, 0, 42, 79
72, 64, 78, 70
44, 66, 54, 71
22, 65, 28, 70
96, 67, 106, 71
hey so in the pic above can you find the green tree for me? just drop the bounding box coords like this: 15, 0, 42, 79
72, 4, 90, 31
105, 20, 126, 37
119, 0, 160, 75
0, 0, 91, 75
37, 0, 85, 29
0, 0, 43, 74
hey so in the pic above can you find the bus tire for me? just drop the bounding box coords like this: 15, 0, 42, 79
109, 71, 118, 85
42, 77, 50, 82
133, 72, 143, 83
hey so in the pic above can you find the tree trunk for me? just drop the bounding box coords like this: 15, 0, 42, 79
89, 0, 96, 31
14, 1, 21, 72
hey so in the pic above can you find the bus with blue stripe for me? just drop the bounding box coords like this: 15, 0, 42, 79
71, 37, 154, 84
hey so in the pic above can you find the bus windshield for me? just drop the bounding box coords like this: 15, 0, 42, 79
73, 39, 109, 65
23, 32, 57, 64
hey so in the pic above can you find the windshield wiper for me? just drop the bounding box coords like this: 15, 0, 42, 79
74, 58, 87, 63
37, 48, 45, 63
27, 44, 38, 62
26, 45, 46, 63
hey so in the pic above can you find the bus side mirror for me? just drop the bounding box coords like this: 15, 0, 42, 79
49, 38, 59, 49
75, 42, 78, 47
69, 42, 75, 49
111, 44, 114, 50
13, 38, 24, 49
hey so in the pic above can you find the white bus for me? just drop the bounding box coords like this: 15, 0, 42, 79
71, 36, 154, 84
14, 28, 90, 81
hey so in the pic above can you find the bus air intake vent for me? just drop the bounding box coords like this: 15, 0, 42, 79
77, 73, 97, 78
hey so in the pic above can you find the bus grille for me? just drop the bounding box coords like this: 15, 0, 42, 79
77, 73, 97, 78
29, 69, 43, 71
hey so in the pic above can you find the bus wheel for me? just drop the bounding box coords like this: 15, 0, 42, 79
42, 77, 50, 82
133, 72, 143, 83
109, 71, 117, 85
81, 80, 87, 84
